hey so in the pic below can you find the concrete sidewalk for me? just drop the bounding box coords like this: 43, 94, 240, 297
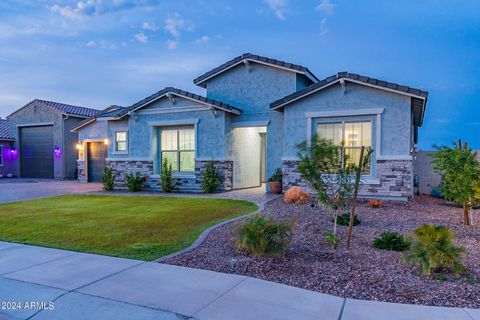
0, 242, 477, 320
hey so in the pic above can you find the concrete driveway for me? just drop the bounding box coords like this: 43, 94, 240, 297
0, 179, 102, 203
0, 242, 477, 320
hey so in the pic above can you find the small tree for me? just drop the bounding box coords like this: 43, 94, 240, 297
297, 138, 353, 249
160, 158, 175, 192
431, 139, 480, 226
201, 161, 222, 193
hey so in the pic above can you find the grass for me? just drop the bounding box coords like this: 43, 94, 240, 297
0, 194, 258, 261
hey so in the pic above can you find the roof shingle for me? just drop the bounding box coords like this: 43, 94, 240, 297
193, 53, 319, 87
0, 119, 13, 141
9, 99, 100, 119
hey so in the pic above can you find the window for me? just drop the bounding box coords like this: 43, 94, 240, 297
115, 131, 127, 152
160, 127, 195, 172
317, 121, 372, 173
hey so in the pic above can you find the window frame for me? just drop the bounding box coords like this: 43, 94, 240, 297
114, 130, 128, 154
160, 126, 195, 173
316, 120, 372, 175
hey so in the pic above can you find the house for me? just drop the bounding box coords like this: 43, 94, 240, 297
4, 99, 100, 179
73, 53, 428, 199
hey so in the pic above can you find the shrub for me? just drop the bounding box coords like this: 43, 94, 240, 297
160, 158, 175, 192
336, 212, 361, 226
101, 167, 115, 191
268, 168, 282, 182
405, 224, 467, 277
368, 199, 384, 208
373, 231, 410, 251
323, 230, 340, 249
125, 172, 144, 192
201, 161, 222, 193
236, 214, 295, 257
283, 186, 310, 204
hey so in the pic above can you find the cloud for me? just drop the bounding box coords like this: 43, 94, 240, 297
264, 0, 288, 20
163, 13, 194, 39
316, 0, 335, 15
320, 18, 328, 35
166, 40, 177, 49
142, 22, 158, 31
195, 35, 210, 44
86, 40, 96, 47
134, 33, 148, 43
50, 0, 160, 20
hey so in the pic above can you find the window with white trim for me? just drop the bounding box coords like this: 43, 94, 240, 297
316, 121, 372, 173
115, 131, 128, 152
160, 127, 195, 172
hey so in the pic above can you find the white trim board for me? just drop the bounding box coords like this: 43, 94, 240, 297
147, 119, 199, 126
231, 120, 270, 128
16, 122, 54, 127
305, 108, 384, 118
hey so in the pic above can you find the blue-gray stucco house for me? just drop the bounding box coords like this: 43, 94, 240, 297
73, 53, 428, 199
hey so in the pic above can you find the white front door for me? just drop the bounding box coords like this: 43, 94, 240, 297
232, 127, 266, 189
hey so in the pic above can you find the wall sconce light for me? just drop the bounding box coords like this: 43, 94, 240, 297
5, 148, 18, 161
54, 146, 62, 159
76, 143, 84, 150
104, 138, 109, 145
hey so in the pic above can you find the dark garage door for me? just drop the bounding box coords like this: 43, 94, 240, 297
87, 142, 107, 182
20, 126, 54, 178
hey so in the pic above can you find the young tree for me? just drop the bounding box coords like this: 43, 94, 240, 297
431, 139, 480, 226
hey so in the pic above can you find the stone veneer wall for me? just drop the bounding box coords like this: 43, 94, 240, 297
282, 159, 413, 199
105, 159, 233, 192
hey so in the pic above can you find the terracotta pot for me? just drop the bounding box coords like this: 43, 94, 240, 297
269, 181, 282, 194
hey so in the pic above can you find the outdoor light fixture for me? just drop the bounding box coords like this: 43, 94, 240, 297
76, 143, 83, 150
6, 148, 18, 161
104, 138, 109, 145
54, 146, 62, 159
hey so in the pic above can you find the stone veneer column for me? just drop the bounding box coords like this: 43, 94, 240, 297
107, 160, 154, 190
282, 159, 413, 199
77, 160, 86, 182
195, 160, 233, 191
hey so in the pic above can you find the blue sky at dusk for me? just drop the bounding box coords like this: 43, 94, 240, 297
0, 0, 478, 149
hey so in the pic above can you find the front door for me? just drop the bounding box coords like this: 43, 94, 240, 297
87, 142, 107, 182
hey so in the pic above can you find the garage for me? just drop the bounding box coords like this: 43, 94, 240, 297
20, 125, 54, 178
87, 142, 107, 182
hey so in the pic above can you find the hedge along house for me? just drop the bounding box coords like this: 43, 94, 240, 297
6, 99, 100, 179
73, 53, 428, 199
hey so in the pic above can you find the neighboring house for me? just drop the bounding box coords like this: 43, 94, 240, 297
0, 118, 15, 177
73, 53, 428, 199
6, 99, 100, 179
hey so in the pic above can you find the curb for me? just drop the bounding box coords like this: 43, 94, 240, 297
155, 196, 280, 262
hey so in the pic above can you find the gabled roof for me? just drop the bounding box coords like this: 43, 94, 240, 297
193, 53, 319, 88
8, 99, 100, 119
96, 87, 241, 120
71, 105, 124, 132
270, 72, 429, 126
0, 119, 14, 141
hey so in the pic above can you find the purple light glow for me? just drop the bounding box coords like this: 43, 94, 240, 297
54, 146, 62, 159
3, 147, 18, 161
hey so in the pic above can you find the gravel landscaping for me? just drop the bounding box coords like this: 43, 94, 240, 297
164, 196, 480, 308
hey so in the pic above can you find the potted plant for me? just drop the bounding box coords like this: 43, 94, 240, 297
268, 168, 283, 194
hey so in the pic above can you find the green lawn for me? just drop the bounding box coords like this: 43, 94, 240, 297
0, 194, 257, 261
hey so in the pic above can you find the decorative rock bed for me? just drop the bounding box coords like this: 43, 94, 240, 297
164, 196, 480, 308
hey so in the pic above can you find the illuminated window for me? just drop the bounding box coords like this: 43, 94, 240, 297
160, 127, 195, 172
317, 121, 372, 173
115, 131, 128, 152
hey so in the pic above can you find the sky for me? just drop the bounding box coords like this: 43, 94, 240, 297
0, 0, 479, 150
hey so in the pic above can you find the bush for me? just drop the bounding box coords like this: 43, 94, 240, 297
336, 212, 361, 226
283, 186, 310, 204
125, 172, 144, 192
101, 167, 115, 191
368, 199, 384, 208
160, 158, 175, 192
323, 229, 340, 249
268, 168, 282, 182
236, 214, 295, 257
201, 161, 222, 193
405, 224, 467, 277
373, 231, 410, 251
